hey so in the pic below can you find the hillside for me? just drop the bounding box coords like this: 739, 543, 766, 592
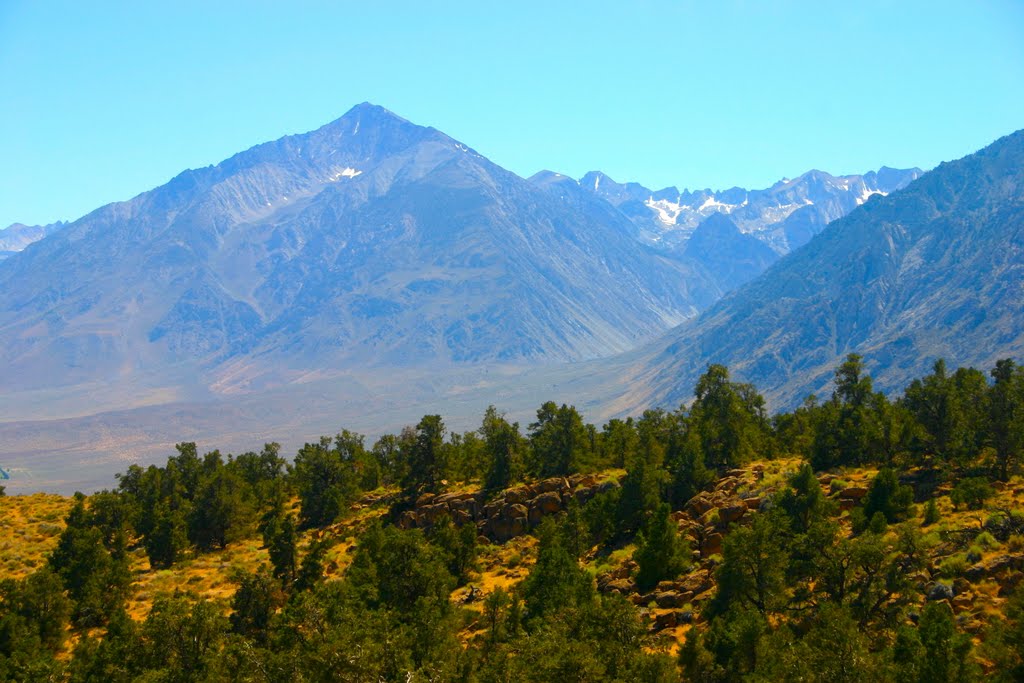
4, 352, 1024, 680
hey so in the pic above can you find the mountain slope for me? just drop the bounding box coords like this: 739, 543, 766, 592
631, 129, 1024, 410
0, 104, 714, 397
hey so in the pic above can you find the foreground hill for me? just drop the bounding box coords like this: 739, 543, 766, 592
630, 129, 1024, 411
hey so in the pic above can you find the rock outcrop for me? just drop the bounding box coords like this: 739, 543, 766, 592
397, 475, 620, 542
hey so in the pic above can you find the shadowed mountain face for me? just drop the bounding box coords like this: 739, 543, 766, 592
0, 104, 720, 396
631, 129, 1024, 411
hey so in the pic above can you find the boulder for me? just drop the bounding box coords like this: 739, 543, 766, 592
654, 591, 692, 608
451, 497, 481, 519
533, 491, 563, 515
604, 579, 634, 594
504, 503, 529, 520
419, 502, 450, 525
686, 492, 716, 518
743, 497, 762, 511
535, 478, 568, 494
504, 488, 530, 505
399, 510, 418, 529
701, 533, 723, 558
965, 554, 1024, 582
952, 592, 974, 613
715, 476, 742, 493
927, 582, 955, 601
653, 611, 678, 630
718, 505, 746, 525
838, 486, 868, 501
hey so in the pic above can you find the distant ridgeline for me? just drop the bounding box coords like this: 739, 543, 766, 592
2, 354, 1024, 680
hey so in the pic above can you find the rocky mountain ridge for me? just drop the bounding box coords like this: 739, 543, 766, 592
629, 128, 1024, 411
574, 165, 922, 253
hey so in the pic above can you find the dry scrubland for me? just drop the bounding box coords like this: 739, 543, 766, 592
6, 457, 1024, 664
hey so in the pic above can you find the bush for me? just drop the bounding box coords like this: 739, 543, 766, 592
939, 554, 968, 578
863, 468, 914, 523
1008, 534, 1024, 552
922, 499, 940, 526
974, 531, 998, 550
950, 477, 994, 511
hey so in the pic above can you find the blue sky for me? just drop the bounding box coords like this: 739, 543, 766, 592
1, 1, 1022, 228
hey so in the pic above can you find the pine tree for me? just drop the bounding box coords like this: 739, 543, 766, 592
634, 503, 690, 591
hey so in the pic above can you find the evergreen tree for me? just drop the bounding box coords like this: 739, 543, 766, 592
598, 417, 639, 469
615, 457, 662, 537
990, 359, 1024, 481
690, 364, 770, 471
528, 402, 591, 477
48, 495, 130, 627
776, 462, 836, 534
710, 511, 789, 617
634, 503, 690, 591
812, 354, 884, 469
481, 406, 523, 492
189, 465, 253, 551
264, 510, 298, 585
428, 515, 478, 586
145, 502, 189, 569
403, 414, 447, 493
862, 467, 914, 524
917, 601, 976, 682
520, 521, 593, 623
229, 567, 283, 645
293, 436, 359, 528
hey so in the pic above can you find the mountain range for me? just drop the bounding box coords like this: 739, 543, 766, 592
624, 128, 1024, 410
576, 165, 922, 253
0, 104, 913, 399
0, 221, 64, 259
0, 103, 1018, 493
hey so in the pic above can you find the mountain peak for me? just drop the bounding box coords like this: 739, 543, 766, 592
340, 101, 410, 123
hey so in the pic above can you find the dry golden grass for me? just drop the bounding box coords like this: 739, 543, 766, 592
0, 493, 74, 580
6, 463, 1024, 660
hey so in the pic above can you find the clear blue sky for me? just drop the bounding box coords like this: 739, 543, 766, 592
1, 1, 1022, 228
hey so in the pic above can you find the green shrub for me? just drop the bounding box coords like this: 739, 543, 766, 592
950, 477, 994, 511
974, 531, 998, 549
922, 499, 940, 526
939, 554, 968, 578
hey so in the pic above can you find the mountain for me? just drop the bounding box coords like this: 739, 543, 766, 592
0, 103, 720, 398
0, 221, 65, 259
629, 129, 1024, 410
579, 166, 923, 253
680, 213, 779, 291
